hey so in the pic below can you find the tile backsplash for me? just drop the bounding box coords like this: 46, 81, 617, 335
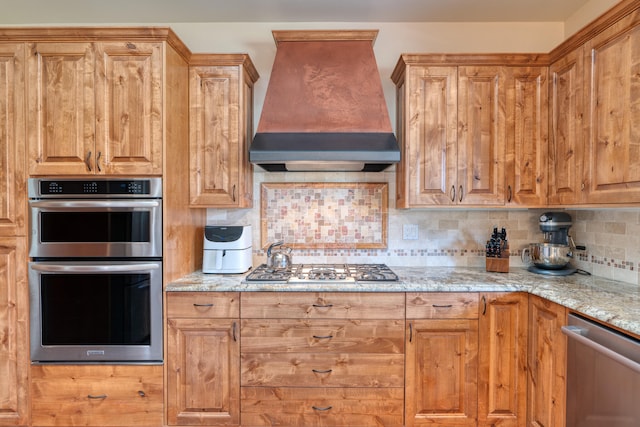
206, 170, 640, 286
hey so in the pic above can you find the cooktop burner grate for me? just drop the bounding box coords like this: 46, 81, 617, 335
244, 263, 399, 283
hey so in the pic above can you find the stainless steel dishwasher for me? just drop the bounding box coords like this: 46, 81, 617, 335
562, 313, 640, 427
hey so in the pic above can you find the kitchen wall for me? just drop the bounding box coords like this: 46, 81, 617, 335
193, 0, 640, 287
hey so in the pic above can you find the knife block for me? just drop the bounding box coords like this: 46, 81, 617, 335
485, 249, 510, 273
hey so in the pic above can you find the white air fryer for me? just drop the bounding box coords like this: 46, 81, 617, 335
203, 225, 252, 274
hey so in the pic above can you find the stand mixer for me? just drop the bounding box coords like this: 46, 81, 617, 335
523, 212, 585, 276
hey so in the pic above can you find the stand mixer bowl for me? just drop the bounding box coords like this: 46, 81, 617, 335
523, 243, 572, 269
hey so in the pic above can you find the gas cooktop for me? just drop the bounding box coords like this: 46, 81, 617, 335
244, 263, 399, 284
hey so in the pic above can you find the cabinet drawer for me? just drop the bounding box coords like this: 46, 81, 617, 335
241, 292, 405, 319
406, 292, 478, 319
241, 386, 404, 427
166, 291, 239, 318
241, 353, 404, 387
31, 365, 163, 426
241, 319, 404, 353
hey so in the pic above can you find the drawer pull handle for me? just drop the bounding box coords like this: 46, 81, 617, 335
87, 394, 107, 399
193, 303, 214, 307
312, 335, 334, 340
312, 369, 333, 374
312, 303, 333, 308
432, 304, 453, 308
138, 390, 146, 397
312, 405, 333, 411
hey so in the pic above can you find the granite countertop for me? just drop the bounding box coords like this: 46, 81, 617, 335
167, 267, 640, 337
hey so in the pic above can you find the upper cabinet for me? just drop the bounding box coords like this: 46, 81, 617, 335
392, 56, 547, 208
582, 18, 640, 204
27, 41, 163, 176
548, 46, 585, 205
505, 66, 548, 207
188, 55, 258, 208
0, 43, 26, 237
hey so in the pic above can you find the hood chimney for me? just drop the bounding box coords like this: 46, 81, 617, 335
250, 30, 399, 172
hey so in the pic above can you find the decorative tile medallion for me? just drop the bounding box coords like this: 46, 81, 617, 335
261, 182, 388, 249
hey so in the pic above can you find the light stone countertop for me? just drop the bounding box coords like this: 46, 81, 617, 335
167, 266, 640, 337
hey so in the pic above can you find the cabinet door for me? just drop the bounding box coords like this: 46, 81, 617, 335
457, 66, 506, 205
527, 295, 567, 427
505, 67, 548, 207
548, 47, 585, 205
166, 317, 240, 426
27, 42, 95, 175
0, 237, 28, 426
189, 65, 244, 207
0, 43, 25, 237
583, 23, 640, 203
478, 293, 528, 427
95, 42, 163, 175
401, 65, 458, 206
405, 319, 478, 427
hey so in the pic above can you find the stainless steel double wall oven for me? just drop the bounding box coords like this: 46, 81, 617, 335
28, 178, 163, 363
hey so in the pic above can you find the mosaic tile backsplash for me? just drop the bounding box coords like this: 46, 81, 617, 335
260, 182, 388, 249
205, 171, 640, 286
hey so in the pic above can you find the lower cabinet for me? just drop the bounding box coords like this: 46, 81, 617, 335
166, 292, 240, 426
405, 293, 479, 427
527, 295, 567, 427
478, 293, 528, 427
240, 292, 405, 427
30, 364, 163, 427
0, 237, 28, 426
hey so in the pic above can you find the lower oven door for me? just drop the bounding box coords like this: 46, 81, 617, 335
29, 260, 162, 363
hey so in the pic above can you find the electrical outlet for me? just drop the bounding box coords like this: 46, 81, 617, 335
403, 224, 419, 240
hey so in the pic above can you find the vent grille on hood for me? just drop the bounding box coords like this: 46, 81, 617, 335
250, 30, 399, 172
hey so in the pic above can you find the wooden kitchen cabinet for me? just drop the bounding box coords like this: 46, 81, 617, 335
0, 237, 28, 426
548, 46, 586, 206
478, 292, 528, 427
0, 42, 26, 238
405, 293, 479, 426
240, 292, 405, 426
188, 55, 258, 208
527, 295, 567, 427
393, 56, 549, 208
166, 292, 240, 426
30, 364, 163, 427
27, 41, 163, 176
504, 67, 548, 206
582, 17, 640, 204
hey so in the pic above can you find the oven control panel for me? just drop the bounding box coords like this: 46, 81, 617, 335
28, 178, 162, 198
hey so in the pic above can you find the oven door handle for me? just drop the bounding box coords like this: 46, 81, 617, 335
29, 200, 160, 209
562, 325, 640, 374
30, 263, 161, 273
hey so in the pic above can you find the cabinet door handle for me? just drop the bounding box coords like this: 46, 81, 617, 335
409, 322, 413, 343
432, 304, 453, 308
87, 394, 107, 399
459, 185, 463, 202
232, 184, 236, 202
193, 303, 214, 307
312, 335, 334, 340
481, 295, 487, 315
85, 151, 93, 172
312, 369, 333, 374
96, 151, 102, 172
232, 321, 237, 342
507, 185, 513, 202
312, 405, 333, 411
312, 303, 333, 309
450, 185, 456, 202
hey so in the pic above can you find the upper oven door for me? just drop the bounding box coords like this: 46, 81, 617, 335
29, 199, 162, 258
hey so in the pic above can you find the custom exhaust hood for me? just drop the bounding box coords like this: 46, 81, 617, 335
250, 30, 400, 172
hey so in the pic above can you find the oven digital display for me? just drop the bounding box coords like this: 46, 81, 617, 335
39, 180, 151, 195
